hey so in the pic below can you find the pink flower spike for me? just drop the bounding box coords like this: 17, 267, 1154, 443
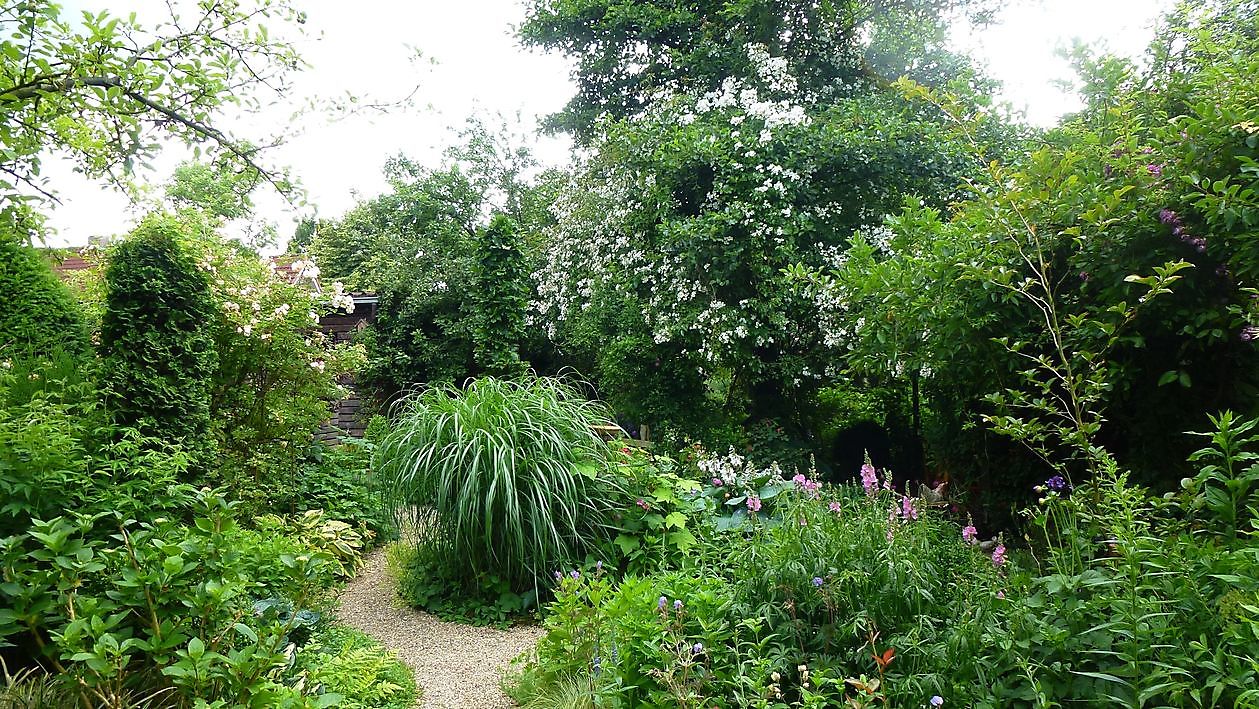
901, 495, 918, 521
962, 525, 977, 544
992, 544, 1007, 567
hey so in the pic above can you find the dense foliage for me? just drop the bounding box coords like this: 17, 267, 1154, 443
0, 239, 89, 357
308, 121, 555, 399
100, 215, 219, 470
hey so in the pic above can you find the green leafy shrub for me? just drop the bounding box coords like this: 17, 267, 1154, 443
375, 375, 624, 614
277, 439, 396, 542
257, 510, 369, 579
0, 489, 338, 707
0, 240, 88, 358
975, 445, 1259, 707
602, 446, 705, 576
100, 214, 218, 470
299, 625, 418, 709
387, 541, 532, 627
0, 357, 193, 539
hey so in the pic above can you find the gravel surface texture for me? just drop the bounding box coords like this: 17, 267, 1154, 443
335, 548, 544, 708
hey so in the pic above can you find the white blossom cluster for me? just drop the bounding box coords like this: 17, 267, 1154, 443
532, 43, 862, 377
696, 446, 784, 488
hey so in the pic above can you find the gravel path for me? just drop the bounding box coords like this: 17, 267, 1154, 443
335, 547, 544, 708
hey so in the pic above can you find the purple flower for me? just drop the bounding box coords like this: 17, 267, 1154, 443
595, 560, 603, 572
658, 596, 668, 610
1146, 163, 1163, 176
692, 642, 704, 655
673, 599, 683, 611
1158, 208, 1179, 225
570, 570, 581, 580
1241, 326, 1259, 342
860, 463, 878, 495
992, 544, 1007, 567
747, 496, 762, 513
711, 477, 723, 487
1044, 475, 1069, 493
931, 697, 944, 707
962, 525, 977, 544
554, 570, 562, 580
812, 576, 824, 587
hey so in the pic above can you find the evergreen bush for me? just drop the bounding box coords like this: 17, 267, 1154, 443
100, 214, 218, 468
0, 240, 88, 357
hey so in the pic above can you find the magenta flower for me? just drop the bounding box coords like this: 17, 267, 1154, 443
711, 477, 723, 487
636, 498, 650, 511
962, 525, 977, 544
1146, 163, 1163, 176
992, 544, 1007, 567
747, 496, 763, 513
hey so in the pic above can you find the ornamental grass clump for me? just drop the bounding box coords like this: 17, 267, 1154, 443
376, 375, 621, 595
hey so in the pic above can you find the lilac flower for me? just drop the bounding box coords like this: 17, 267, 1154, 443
595, 560, 603, 572
1242, 326, 1259, 342
673, 599, 683, 611
570, 570, 581, 580
828, 501, 842, 514
901, 495, 918, 521
992, 544, 1007, 567
747, 496, 763, 513
962, 525, 977, 544
658, 596, 668, 610
793, 473, 807, 485
711, 477, 723, 487
812, 576, 824, 587
692, 642, 704, 655
860, 463, 878, 495
554, 570, 562, 580
931, 697, 944, 707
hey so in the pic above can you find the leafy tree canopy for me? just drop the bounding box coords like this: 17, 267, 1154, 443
519, 0, 999, 141
0, 0, 306, 233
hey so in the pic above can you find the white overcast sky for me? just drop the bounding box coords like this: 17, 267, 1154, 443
41, 0, 1174, 249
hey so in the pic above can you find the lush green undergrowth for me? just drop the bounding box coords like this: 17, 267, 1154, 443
504, 434, 1259, 708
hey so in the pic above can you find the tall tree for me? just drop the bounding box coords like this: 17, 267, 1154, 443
519, 0, 998, 142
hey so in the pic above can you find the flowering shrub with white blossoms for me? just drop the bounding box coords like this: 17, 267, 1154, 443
533, 42, 977, 430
